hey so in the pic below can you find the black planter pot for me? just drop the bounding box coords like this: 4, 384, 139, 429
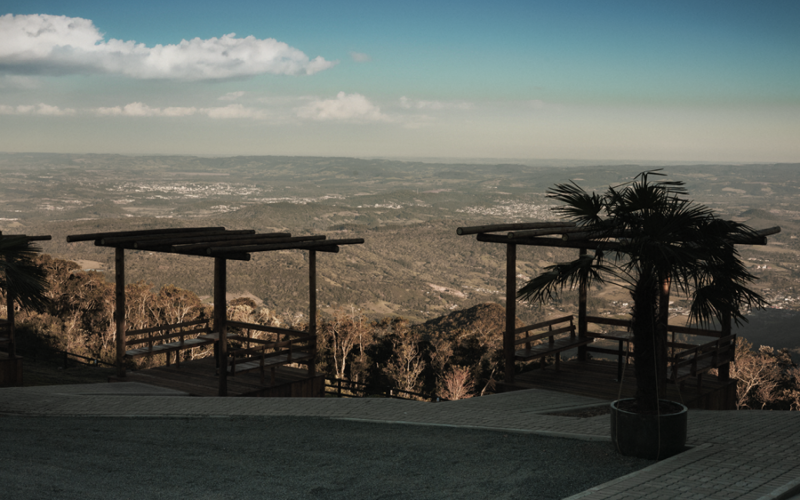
610, 399, 688, 460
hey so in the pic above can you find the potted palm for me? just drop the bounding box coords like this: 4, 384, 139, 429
517, 171, 766, 459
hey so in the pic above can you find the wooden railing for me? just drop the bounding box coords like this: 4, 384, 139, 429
514, 315, 576, 350
324, 377, 437, 401
125, 318, 214, 366
583, 315, 735, 383
670, 334, 736, 383
513, 315, 591, 369
226, 321, 315, 376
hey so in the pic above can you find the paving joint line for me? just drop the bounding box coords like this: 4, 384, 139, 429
336, 417, 612, 441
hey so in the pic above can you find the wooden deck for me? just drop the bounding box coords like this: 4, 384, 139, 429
501, 358, 737, 410
120, 357, 324, 398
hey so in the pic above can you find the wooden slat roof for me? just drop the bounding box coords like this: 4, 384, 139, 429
458, 222, 781, 248
66, 227, 364, 261
0, 232, 52, 242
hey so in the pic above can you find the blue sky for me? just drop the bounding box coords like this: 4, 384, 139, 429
1, 0, 798, 161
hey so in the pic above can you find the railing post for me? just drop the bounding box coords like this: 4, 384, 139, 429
505, 243, 517, 384
115, 247, 126, 379
214, 257, 228, 396
578, 248, 588, 361
718, 311, 732, 381
308, 250, 317, 378
6, 288, 16, 358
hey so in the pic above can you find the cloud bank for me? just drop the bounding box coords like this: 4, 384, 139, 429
95, 102, 198, 117
0, 103, 75, 115
297, 92, 388, 122
93, 102, 267, 119
0, 14, 336, 80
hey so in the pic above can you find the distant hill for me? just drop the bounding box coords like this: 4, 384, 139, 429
739, 208, 781, 221
411, 302, 512, 341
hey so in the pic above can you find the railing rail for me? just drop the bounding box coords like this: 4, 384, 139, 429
582, 315, 734, 382
227, 320, 309, 337
324, 377, 439, 402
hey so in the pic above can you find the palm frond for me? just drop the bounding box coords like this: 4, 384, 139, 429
0, 236, 49, 313
517, 252, 611, 303
547, 181, 604, 226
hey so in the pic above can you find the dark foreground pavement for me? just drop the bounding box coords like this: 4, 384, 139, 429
1, 415, 650, 500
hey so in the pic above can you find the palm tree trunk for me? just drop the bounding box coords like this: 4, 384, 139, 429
631, 272, 667, 411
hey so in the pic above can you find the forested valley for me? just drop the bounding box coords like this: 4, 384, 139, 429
2, 154, 800, 406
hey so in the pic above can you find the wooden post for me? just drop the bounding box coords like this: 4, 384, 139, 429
6, 286, 15, 358
719, 311, 732, 381
577, 247, 588, 361
214, 257, 228, 396
308, 250, 317, 378
659, 276, 670, 328
505, 243, 517, 384
115, 248, 126, 378
658, 276, 671, 394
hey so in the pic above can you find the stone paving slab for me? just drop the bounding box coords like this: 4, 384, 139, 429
2, 383, 799, 499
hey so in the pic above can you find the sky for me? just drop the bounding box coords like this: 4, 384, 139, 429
0, 0, 798, 162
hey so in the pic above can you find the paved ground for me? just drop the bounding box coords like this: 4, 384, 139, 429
2, 383, 799, 499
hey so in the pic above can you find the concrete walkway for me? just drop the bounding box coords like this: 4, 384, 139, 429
2, 383, 799, 499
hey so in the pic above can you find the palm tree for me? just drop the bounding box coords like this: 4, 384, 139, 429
518, 171, 766, 412
1, 235, 48, 312
1, 235, 49, 357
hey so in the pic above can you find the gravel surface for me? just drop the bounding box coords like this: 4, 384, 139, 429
1, 416, 653, 500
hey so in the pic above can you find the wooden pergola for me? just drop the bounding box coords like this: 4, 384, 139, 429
457, 222, 782, 392
67, 227, 363, 396
0, 232, 52, 386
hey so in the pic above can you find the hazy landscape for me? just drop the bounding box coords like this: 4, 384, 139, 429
2, 152, 798, 354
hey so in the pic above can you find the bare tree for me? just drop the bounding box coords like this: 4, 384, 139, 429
385, 333, 425, 394
437, 365, 475, 401
732, 338, 796, 410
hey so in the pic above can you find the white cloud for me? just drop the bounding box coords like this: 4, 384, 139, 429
95, 102, 197, 117
0, 102, 75, 115
205, 104, 267, 119
0, 14, 336, 80
219, 91, 245, 101
296, 92, 389, 122
350, 52, 371, 63
399, 96, 472, 110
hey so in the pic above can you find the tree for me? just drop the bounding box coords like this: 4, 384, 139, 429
732, 337, 800, 410
518, 171, 766, 411
1, 236, 49, 359
437, 365, 475, 401
1, 236, 48, 313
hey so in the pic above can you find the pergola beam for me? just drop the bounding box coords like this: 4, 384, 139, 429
67, 227, 224, 243
207, 238, 364, 255
457, 222, 575, 236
